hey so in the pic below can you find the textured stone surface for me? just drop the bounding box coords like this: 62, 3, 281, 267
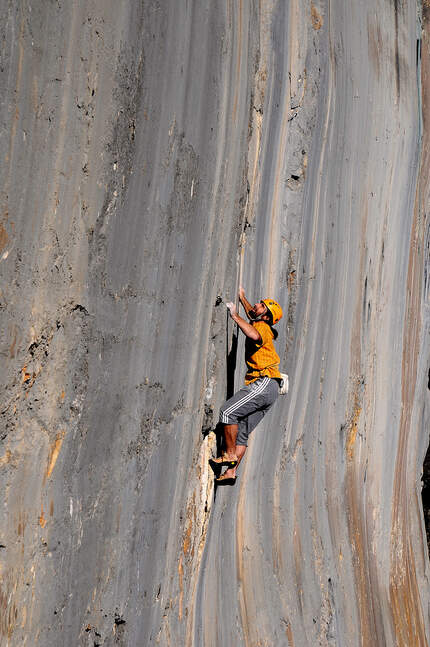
0, 1, 429, 645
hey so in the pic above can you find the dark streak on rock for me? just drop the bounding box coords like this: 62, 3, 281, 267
393, 0, 400, 101
421, 435, 430, 554
363, 276, 368, 324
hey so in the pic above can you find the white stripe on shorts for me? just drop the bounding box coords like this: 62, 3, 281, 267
221, 377, 270, 424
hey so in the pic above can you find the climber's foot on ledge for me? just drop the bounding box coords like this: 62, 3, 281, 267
215, 471, 237, 486
209, 452, 238, 468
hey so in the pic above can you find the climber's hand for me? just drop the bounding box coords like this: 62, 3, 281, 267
238, 286, 245, 300
226, 302, 238, 318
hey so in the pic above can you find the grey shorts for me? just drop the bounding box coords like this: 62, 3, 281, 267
219, 377, 279, 446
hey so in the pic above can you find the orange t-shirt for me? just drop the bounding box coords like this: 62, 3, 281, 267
244, 320, 281, 384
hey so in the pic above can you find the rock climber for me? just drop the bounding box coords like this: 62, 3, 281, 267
210, 287, 283, 485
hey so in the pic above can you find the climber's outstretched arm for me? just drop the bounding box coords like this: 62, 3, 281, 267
226, 302, 262, 342
238, 286, 255, 320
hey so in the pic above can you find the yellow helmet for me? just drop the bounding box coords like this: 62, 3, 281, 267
262, 298, 283, 324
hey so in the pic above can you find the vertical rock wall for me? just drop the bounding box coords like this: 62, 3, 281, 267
0, 1, 428, 646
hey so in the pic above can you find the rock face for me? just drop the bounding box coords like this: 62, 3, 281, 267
1, 1, 429, 645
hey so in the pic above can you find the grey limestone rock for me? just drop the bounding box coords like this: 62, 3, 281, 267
0, 1, 429, 645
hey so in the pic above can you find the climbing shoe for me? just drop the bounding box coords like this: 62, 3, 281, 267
209, 453, 238, 468
215, 472, 237, 486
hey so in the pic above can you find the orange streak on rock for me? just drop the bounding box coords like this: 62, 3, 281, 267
311, 4, 323, 31
0, 222, 8, 254
346, 404, 362, 461
0, 450, 11, 466
286, 622, 295, 646
39, 505, 46, 528
183, 519, 192, 556
21, 366, 31, 384
178, 554, 184, 621
388, 9, 430, 646
45, 432, 65, 483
